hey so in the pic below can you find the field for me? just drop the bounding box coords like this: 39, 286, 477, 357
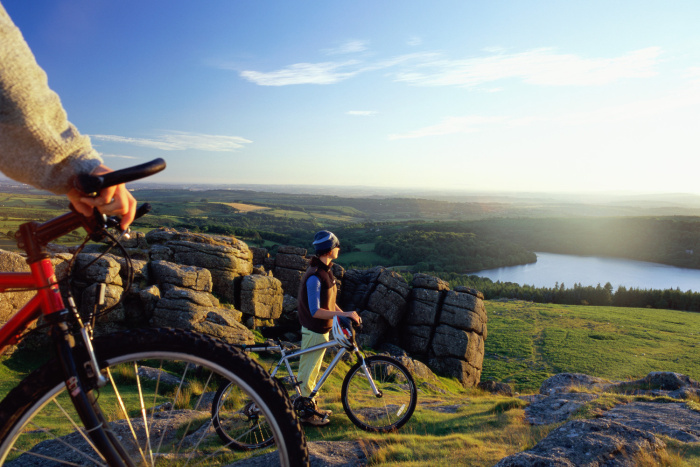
483, 300, 700, 392
217, 202, 270, 212
3, 301, 700, 465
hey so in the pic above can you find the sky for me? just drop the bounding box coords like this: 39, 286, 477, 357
4, 1, 700, 195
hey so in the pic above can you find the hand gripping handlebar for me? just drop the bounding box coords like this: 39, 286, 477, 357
73, 158, 166, 196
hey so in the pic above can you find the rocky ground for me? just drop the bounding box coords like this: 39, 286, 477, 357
232, 371, 700, 466
495, 371, 700, 466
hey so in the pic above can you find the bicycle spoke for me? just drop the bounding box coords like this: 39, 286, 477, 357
132, 362, 156, 467
51, 398, 105, 462
9, 446, 95, 466
107, 366, 150, 465
24, 420, 107, 466
154, 359, 188, 456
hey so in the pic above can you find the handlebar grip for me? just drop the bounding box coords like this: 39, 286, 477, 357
134, 203, 152, 221
74, 158, 166, 195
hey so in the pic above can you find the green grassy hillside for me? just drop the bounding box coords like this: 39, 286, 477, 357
482, 300, 700, 392
3, 301, 700, 465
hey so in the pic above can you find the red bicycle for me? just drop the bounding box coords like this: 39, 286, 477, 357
0, 159, 307, 466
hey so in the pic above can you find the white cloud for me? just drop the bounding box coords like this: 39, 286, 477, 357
393, 47, 661, 87
347, 110, 378, 116
407, 36, 422, 47
388, 116, 505, 140
388, 79, 700, 141
91, 131, 252, 151
240, 60, 361, 86
323, 40, 369, 55
239, 47, 661, 88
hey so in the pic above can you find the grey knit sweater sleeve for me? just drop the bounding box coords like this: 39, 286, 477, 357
0, 4, 102, 194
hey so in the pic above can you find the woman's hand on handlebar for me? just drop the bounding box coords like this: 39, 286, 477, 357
344, 310, 362, 326
66, 164, 138, 230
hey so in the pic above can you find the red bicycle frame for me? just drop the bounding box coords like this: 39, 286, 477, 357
0, 258, 65, 355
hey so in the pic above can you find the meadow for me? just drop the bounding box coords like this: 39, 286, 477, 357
3, 300, 700, 465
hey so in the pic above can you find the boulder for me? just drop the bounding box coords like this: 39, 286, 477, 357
495, 419, 667, 467
356, 310, 388, 348
249, 247, 269, 266
0, 250, 32, 325
273, 267, 305, 297
73, 253, 123, 286
150, 286, 253, 345
406, 288, 441, 326
441, 289, 488, 337
145, 228, 253, 303
478, 380, 514, 396
539, 373, 610, 395
150, 260, 213, 293
81, 283, 125, 324
240, 275, 284, 325
427, 357, 481, 387
339, 266, 409, 334
431, 325, 484, 363
402, 325, 432, 356
411, 273, 450, 291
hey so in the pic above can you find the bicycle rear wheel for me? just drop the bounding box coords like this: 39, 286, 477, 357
212, 380, 276, 451
0, 328, 308, 466
341, 355, 417, 432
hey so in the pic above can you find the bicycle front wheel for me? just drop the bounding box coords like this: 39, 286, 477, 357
0, 328, 308, 466
341, 355, 417, 432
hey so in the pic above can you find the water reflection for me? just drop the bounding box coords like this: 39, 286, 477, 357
473, 252, 700, 293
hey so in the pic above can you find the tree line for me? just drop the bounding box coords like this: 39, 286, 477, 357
422, 273, 700, 312
375, 229, 536, 272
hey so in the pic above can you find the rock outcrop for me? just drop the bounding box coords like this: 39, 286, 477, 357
0, 230, 487, 388
340, 267, 410, 348
400, 274, 487, 387
240, 274, 284, 328
146, 228, 253, 303
499, 371, 700, 466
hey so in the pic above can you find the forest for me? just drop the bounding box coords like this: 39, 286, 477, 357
420, 273, 700, 313
373, 229, 536, 271
2, 187, 700, 314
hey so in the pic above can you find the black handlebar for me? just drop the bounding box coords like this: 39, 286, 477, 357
74, 158, 166, 196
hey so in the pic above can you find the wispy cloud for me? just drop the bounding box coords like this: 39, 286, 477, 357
323, 40, 369, 55
240, 61, 362, 86
240, 47, 661, 88
389, 79, 700, 140
393, 47, 661, 87
388, 116, 506, 140
347, 110, 378, 116
91, 131, 252, 151
407, 36, 422, 47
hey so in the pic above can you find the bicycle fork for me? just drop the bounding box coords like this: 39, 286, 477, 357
356, 352, 382, 398
50, 314, 134, 467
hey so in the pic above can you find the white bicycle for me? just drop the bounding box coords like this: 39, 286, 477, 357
211, 317, 417, 450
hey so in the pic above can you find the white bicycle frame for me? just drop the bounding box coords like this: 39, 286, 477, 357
244, 335, 381, 400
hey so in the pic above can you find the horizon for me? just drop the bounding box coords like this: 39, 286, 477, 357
4, 1, 700, 194
4, 172, 700, 203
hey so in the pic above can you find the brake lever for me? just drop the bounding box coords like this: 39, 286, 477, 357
94, 203, 152, 240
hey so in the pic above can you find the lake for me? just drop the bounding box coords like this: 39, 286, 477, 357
472, 252, 700, 293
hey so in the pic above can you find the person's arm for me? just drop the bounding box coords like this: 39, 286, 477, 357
306, 276, 361, 324
0, 5, 136, 229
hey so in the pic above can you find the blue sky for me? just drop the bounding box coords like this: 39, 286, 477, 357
5, 1, 700, 194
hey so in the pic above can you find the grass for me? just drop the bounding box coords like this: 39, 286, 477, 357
483, 300, 700, 392
5, 300, 700, 464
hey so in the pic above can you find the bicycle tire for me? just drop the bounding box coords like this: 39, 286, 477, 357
341, 355, 417, 432
0, 328, 309, 466
211, 381, 274, 451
